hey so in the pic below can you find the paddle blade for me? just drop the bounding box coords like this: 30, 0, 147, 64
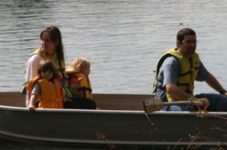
142, 99, 164, 113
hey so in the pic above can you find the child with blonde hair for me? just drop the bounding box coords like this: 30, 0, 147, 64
65, 57, 96, 109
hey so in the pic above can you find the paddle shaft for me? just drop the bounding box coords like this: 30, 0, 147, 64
163, 101, 192, 106
142, 99, 194, 113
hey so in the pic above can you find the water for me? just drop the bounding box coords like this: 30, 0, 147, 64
1, 0, 227, 94
1, 0, 227, 149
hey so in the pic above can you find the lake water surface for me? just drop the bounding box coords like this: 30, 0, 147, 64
1, 0, 227, 149
1, 0, 227, 94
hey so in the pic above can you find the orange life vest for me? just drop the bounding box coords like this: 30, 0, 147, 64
68, 72, 93, 100
26, 77, 64, 108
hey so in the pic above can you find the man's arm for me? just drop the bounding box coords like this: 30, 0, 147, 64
165, 83, 209, 109
205, 72, 227, 95
165, 83, 193, 100
162, 58, 209, 109
197, 62, 227, 95
161, 57, 194, 100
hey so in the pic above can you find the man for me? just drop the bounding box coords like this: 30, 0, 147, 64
154, 28, 227, 111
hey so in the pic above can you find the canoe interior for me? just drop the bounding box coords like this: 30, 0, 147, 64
0, 92, 153, 110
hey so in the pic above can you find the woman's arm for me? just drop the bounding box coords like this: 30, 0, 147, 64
25, 55, 42, 81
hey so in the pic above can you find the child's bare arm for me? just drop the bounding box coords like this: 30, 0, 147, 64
28, 94, 38, 110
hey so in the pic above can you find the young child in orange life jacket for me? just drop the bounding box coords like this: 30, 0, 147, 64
64, 57, 96, 109
28, 60, 64, 110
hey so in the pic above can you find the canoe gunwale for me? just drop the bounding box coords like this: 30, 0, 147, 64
1, 104, 227, 116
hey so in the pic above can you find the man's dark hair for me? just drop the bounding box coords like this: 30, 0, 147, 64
177, 28, 196, 43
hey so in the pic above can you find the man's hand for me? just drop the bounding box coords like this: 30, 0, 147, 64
220, 90, 227, 96
192, 98, 210, 110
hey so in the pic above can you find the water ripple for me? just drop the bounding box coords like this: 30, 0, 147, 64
1, 0, 227, 94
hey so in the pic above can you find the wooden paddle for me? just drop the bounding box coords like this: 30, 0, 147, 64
142, 99, 192, 113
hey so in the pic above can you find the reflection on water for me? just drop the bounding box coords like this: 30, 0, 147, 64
1, 0, 227, 94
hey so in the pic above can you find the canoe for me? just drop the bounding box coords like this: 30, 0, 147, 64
0, 92, 227, 149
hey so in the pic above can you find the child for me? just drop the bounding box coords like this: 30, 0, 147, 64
65, 57, 96, 109
27, 60, 64, 110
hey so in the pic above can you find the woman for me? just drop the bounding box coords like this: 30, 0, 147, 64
25, 26, 67, 106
